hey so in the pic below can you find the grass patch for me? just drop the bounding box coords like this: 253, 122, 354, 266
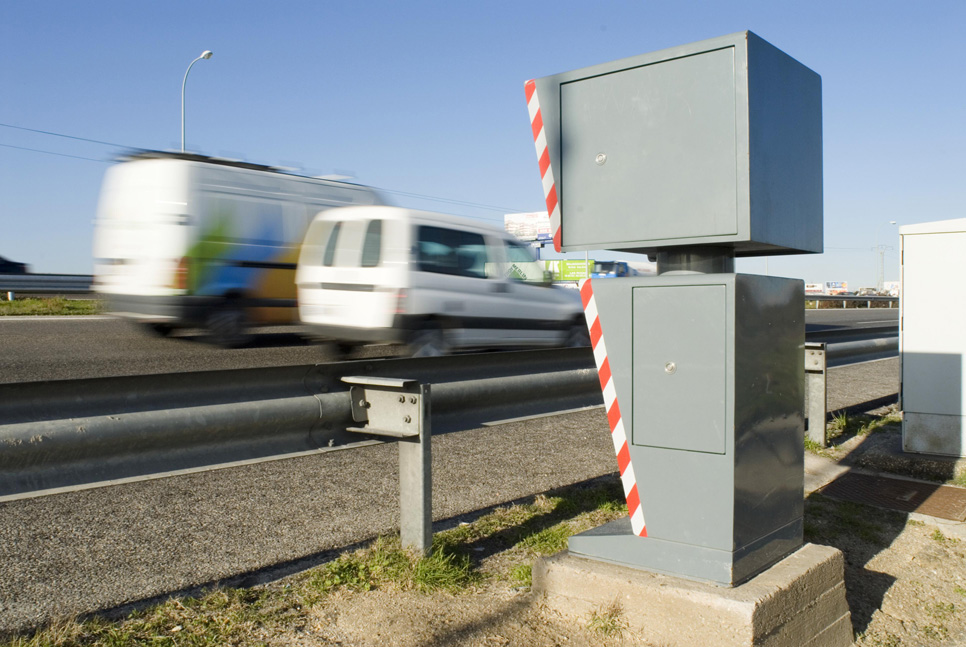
5, 587, 299, 647
0, 297, 102, 316
587, 601, 628, 639
826, 412, 899, 444
5, 480, 628, 646
805, 411, 902, 458
931, 528, 960, 545
302, 535, 477, 597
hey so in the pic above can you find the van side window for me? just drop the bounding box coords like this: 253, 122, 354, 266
323, 222, 342, 267
417, 226, 488, 279
361, 220, 382, 267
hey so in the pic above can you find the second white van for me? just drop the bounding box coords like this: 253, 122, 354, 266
295, 206, 588, 355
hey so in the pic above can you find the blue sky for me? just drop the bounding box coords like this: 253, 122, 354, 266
1, 1, 963, 289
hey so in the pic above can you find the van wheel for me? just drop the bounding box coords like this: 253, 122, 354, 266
565, 322, 590, 348
206, 306, 252, 348
407, 327, 448, 357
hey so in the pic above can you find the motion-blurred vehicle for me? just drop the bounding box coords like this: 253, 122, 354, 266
590, 260, 636, 278
295, 206, 588, 356
0, 256, 28, 274
92, 151, 385, 346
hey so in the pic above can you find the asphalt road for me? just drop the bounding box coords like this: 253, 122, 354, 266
0, 308, 897, 384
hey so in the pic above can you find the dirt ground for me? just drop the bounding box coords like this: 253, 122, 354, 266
250, 424, 966, 647
248, 510, 966, 647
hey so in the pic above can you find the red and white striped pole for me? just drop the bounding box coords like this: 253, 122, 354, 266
579, 278, 647, 537
525, 80, 562, 252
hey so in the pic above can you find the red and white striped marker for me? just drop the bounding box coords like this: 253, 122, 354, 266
525, 79, 562, 252
579, 278, 647, 537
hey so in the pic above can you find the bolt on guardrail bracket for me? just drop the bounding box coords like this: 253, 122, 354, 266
344, 376, 422, 438
341, 375, 432, 554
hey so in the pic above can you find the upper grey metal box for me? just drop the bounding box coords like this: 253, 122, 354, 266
528, 31, 822, 256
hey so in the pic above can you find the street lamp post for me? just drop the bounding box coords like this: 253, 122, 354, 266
181, 50, 213, 152
875, 220, 897, 292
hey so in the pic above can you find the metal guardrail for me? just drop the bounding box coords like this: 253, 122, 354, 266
0, 325, 898, 501
805, 334, 899, 448
806, 295, 898, 308
0, 273, 93, 298
0, 349, 602, 500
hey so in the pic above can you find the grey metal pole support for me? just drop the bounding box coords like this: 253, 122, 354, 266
805, 342, 828, 447
342, 376, 432, 554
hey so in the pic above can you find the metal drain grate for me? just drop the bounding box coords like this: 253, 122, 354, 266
817, 472, 966, 522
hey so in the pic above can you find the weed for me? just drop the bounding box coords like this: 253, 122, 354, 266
803, 438, 824, 454
587, 601, 628, 639
921, 623, 948, 641
517, 524, 572, 555
6, 587, 290, 647
926, 601, 956, 621
932, 529, 952, 543
304, 536, 476, 596
824, 412, 900, 447
509, 563, 532, 588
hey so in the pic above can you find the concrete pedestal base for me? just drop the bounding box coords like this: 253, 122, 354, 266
533, 543, 852, 647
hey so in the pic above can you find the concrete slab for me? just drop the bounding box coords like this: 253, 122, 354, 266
804, 452, 851, 494
533, 543, 851, 647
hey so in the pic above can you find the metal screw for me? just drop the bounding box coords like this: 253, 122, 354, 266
404, 415, 412, 423
358, 399, 370, 408
664, 362, 676, 375
409, 396, 417, 404
595, 152, 607, 165
398, 396, 406, 403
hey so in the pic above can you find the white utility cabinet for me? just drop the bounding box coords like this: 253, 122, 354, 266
900, 218, 966, 456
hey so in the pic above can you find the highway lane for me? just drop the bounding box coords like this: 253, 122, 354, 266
0, 308, 897, 384
0, 356, 900, 636
0, 317, 352, 384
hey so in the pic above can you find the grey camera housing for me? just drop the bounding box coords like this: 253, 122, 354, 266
530, 31, 822, 256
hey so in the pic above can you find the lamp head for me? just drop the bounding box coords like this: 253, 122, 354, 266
201, 50, 213, 60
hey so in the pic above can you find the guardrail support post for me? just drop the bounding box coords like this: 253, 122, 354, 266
342, 376, 432, 554
805, 343, 828, 447
399, 386, 431, 553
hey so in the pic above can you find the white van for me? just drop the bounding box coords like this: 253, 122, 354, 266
295, 206, 589, 355
92, 151, 385, 345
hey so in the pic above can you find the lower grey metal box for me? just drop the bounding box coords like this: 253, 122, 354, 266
570, 273, 805, 585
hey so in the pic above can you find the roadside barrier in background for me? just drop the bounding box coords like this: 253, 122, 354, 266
0, 274, 93, 299
805, 334, 899, 447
